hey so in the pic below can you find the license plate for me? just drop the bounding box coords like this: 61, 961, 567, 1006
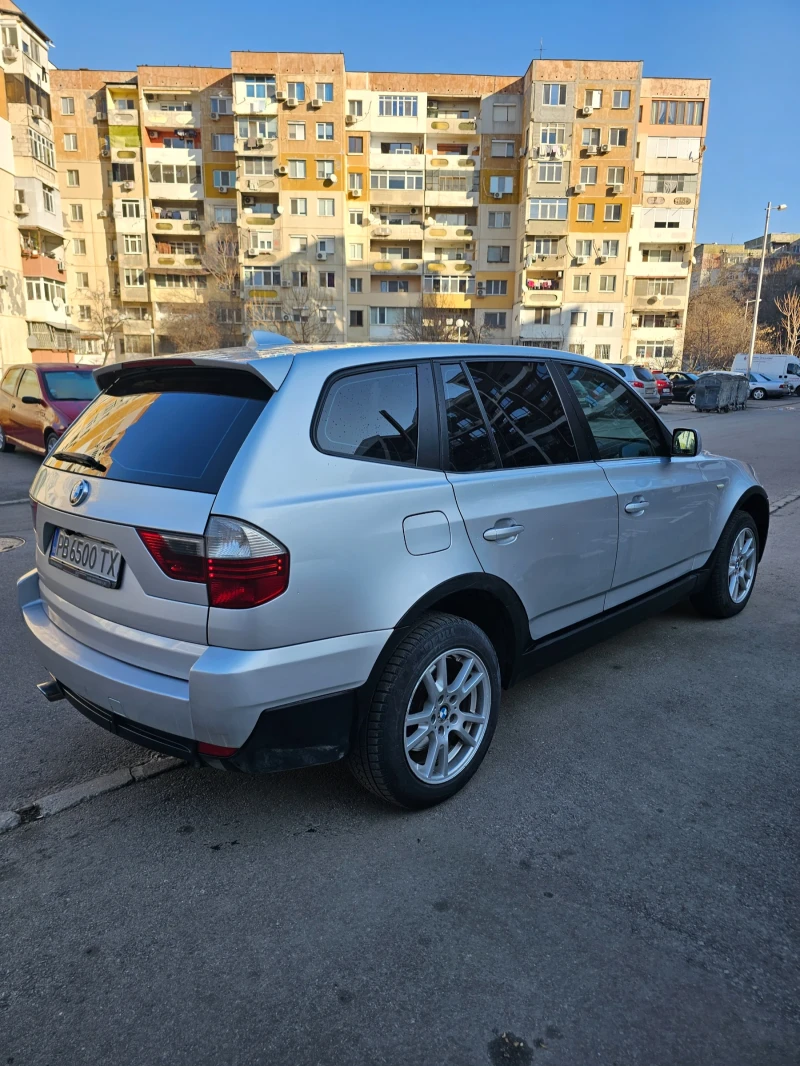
49, 529, 123, 588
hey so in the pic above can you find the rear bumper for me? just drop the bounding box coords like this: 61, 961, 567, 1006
18, 568, 390, 765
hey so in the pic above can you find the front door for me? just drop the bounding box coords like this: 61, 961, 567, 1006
440, 359, 619, 640
561, 362, 721, 608
15, 368, 46, 450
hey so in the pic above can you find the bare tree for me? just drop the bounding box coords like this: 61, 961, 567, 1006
775, 290, 800, 355
80, 285, 128, 364
245, 285, 335, 344
160, 302, 222, 354
683, 284, 773, 371
200, 224, 241, 298
393, 291, 495, 344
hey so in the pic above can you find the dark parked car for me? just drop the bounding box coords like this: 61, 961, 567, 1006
650, 371, 674, 406
0, 363, 99, 456
667, 372, 699, 404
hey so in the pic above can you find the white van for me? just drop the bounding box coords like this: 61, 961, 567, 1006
731, 353, 800, 393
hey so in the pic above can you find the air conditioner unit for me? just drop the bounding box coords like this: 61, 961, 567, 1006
98, 209, 109, 218
246, 248, 258, 257
310, 98, 323, 109
611, 183, 623, 194
345, 114, 356, 126
316, 252, 328, 261
598, 255, 608, 263
243, 196, 255, 205
492, 191, 504, 199
573, 183, 585, 194
108, 253, 117, 262
286, 97, 298, 108
581, 105, 593, 116
599, 144, 610, 153
350, 188, 362, 198
2, 45, 18, 62
216, 186, 228, 193
281, 279, 292, 287
211, 112, 220, 121
586, 145, 598, 155
13, 202, 29, 215
282, 313, 292, 321
678, 245, 686, 252
121, 181, 134, 191
31, 105, 44, 120
575, 255, 588, 265
101, 147, 110, 157
275, 165, 287, 176
274, 90, 287, 102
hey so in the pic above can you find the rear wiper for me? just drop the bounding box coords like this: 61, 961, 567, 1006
53, 450, 107, 473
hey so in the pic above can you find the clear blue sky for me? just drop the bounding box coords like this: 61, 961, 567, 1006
26, 0, 799, 245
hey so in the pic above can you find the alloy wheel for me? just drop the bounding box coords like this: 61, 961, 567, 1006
404, 648, 491, 784
728, 528, 756, 603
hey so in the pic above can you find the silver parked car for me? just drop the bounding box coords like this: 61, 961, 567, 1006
608, 363, 661, 408
18, 345, 769, 808
748, 372, 792, 400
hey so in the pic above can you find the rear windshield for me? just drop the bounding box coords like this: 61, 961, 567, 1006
43, 371, 99, 401
45, 368, 271, 494
633, 366, 655, 382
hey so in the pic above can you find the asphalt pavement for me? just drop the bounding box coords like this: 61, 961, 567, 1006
1, 400, 798, 1065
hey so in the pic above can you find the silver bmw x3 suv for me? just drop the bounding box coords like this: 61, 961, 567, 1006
18, 344, 768, 808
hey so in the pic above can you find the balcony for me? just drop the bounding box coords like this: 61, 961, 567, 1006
233, 96, 279, 117
109, 109, 139, 127
424, 223, 475, 241
369, 152, 425, 171
634, 227, 694, 248
426, 117, 479, 134
525, 218, 570, 238
427, 152, 480, 171
370, 223, 424, 241
370, 256, 421, 274
631, 292, 686, 312
143, 108, 200, 129
522, 287, 563, 309
634, 259, 690, 278
242, 211, 278, 226
235, 137, 277, 156
152, 253, 204, 269
238, 175, 278, 194
424, 259, 474, 274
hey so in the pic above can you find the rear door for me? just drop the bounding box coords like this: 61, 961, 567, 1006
0, 367, 23, 438
15, 367, 47, 449
439, 358, 618, 639
560, 361, 722, 607
33, 364, 272, 655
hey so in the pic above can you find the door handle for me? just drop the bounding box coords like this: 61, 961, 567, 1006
624, 498, 649, 514
483, 524, 525, 542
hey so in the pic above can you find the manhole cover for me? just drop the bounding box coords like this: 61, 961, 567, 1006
0, 536, 25, 552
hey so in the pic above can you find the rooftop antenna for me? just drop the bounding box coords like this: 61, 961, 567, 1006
538, 38, 545, 60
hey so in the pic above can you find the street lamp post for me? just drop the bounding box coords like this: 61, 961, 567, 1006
149, 326, 155, 358
455, 318, 465, 344
746, 201, 787, 376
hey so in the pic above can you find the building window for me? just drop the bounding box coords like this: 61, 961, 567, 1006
290, 198, 307, 215
348, 243, 363, 260
642, 248, 674, 263
568, 344, 585, 354
380, 246, 410, 260
287, 122, 305, 141
123, 234, 142, 253
529, 308, 551, 324
349, 210, 363, 225
639, 314, 680, 328
489, 175, 513, 195
211, 96, 233, 115
244, 158, 273, 176
115, 97, 135, 110
612, 90, 631, 109
211, 169, 235, 188
636, 342, 674, 362
315, 82, 334, 102
287, 81, 305, 101
370, 171, 423, 190
317, 198, 335, 216
643, 173, 697, 194
538, 162, 562, 183
646, 278, 675, 296
289, 236, 308, 254
584, 90, 602, 108
316, 122, 334, 141
29, 129, 55, 169
76, 305, 90, 321
121, 199, 140, 218
579, 166, 597, 185
487, 245, 510, 263
348, 100, 363, 117
245, 76, 275, 100
484, 311, 507, 329
604, 204, 622, 222
597, 311, 614, 327
582, 128, 601, 146
348, 135, 363, 153
484, 280, 507, 295
349, 309, 364, 328
650, 100, 704, 125
63, 133, 78, 152
540, 124, 566, 145
291, 270, 308, 287
609, 128, 628, 146
72, 238, 86, 255
61, 96, 75, 115
317, 160, 335, 179
528, 198, 567, 220
379, 279, 409, 293
243, 267, 280, 286
348, 172, 363, 192
288, 159, 306, 178
573, 275, 589, 292
607, 166, 625, 185
423, 275, 475, 294
488, 211, 511, 228
599, 275, 617, 292
532, 237, 557, 255
575, 240, 592, 257
113, 162, 135, 182
378, 95, 417, 116
26, 280, 66, 303
124, 268, 145, 286
571, 311, 587, 326
491, 140, 515, 157
75, 271, 89, 287
542, 83, 567, 106
492, 104, 516, 123
350, 277, 363, 292
42, 185, 54, 213
66, 169, 80, 187
212, 134, 234, 151
577, 203, 595, 221
215, 206, 237, 223
602, 240, 619, 257
319, 271, 335, 287
594, 344, 611, 360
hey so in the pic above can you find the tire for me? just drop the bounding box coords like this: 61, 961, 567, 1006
691, 510, 759, 619
44, 431, 58, 457
752, 388, 766, 401
653, 402, 662, 411
348, 612, 501, 809
795, 386, 800, 397
0, 424, 14, 453
688, 392, 696, 406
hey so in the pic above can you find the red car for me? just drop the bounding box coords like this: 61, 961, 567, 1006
650, 371, 674, 406
0, 363, 99, 456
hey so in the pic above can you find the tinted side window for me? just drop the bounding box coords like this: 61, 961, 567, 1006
316, 366, 418, 465
564, 363, 668, 460
441, 363, 495, 472
19, 369, 43, 400
1, 368, 22, 396
467, 361, 578, 467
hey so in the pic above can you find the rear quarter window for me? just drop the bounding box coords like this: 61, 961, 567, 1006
1, 368, 22, 396
315, 365, 418, 465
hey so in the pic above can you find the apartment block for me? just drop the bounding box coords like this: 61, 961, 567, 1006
691, 233, 800, 291
5, 5, 710, 367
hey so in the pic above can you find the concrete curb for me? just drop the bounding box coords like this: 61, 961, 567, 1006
0, 756, 184, 834
769, 492, 800, 515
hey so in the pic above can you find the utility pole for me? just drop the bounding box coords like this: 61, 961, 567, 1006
747, 201, 787, 375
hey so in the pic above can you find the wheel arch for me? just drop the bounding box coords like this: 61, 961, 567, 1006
733, 487, 769, 559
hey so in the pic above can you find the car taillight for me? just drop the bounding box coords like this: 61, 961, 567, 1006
30, 498, 38, 532
138, 517, 289, 609
631, 380, 644, 388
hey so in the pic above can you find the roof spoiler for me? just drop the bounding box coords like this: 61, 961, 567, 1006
246, 330, 295, 350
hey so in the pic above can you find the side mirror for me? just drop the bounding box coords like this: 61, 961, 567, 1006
672, 427, 700, 457
21, 395, 44, 406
